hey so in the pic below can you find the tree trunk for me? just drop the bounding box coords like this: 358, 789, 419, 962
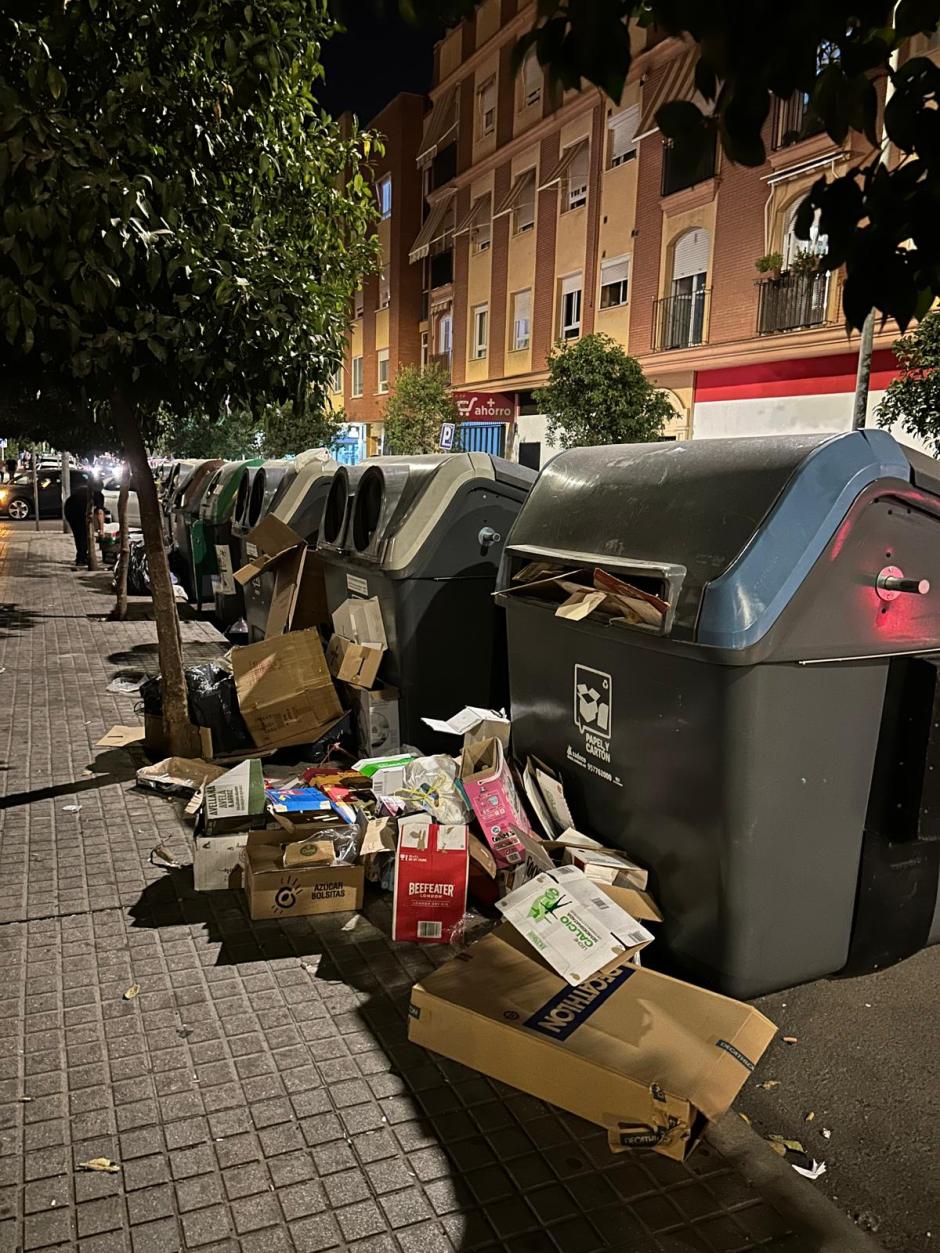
60, 449, 70, 534
30, 447, 40, 534
85, 480, 100, 570
111, 388, 192, 754
112, 459, 131, 620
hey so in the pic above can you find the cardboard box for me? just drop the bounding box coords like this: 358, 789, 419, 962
203, 759, 266, 835
408, 927, 777, 1160
192, 831, 248, 892
244, 840, 365, 920
348, 685, 401, 757
422, 706, 511, 750
495, 865, 654, 985
214, 545, 236, 596
459, 738, 532, 869
327, 597, 388, 690
392, 815, 469, 943
231, 629, 342, 751
234, 516, 328, 638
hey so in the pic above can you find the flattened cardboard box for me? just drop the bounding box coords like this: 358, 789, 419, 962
231, 628, 342, 750
244, 840, 365, 920
192, 831, 248, 892
408, 926, 776, 1161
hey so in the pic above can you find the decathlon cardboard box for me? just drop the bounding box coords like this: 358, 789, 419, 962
408, 925, 776, 1161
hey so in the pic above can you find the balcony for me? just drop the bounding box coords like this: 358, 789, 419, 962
429, 249, 453, 289
757, 269, 831, 334
661, 138, 716, 198
771, 93, 826, 151
653, 287, 710, 352
429, 351, 451, 381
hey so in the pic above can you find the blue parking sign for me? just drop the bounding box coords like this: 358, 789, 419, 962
439, 422, 456, 450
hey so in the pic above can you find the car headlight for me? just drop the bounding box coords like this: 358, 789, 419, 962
0, 490, 8, 502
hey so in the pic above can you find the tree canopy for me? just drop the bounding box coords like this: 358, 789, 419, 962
537, 333, 674, 449
261, 401, 342, 458
395, 1, 940, 332
877, 311, 940, 455
382, 364, 459, 454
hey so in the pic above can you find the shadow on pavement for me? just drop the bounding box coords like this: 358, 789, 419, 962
0, 746, 143, 811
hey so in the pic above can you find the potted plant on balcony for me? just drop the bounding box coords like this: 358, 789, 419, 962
790, 247, 821, 274
755, 252, 783, 279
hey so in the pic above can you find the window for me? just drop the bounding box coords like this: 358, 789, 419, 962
608, 105, 639, 168
599, 256, 630, 308
330, 365, 343, 393
560, 273, 582, 339
513, 170, 536, 233
473, 217, 491, 254
477, 76, 496, 138
377, 175, 392, 219
656, 228, 709, 350
511, 289, 531, 351
354, 288, 363, 318
472, 304, 489, 359
783, 204, 828, 268
420, 330, 429, 368
661, 136, 716, 197
378, 263, 390, 309
438, 313, 452, 356
564, 144, 589, 212
377, 349, 390, 393
352, 356, 364, 396
520, 47, 542, 110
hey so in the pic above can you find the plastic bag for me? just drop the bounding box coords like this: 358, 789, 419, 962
396, 755, 470, 825
139, 662, 253, 754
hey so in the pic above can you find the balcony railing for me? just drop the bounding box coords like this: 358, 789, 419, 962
757, 269, 831, 334
429, 351, 451, 381
661, 139, 716, 198
653, 287, 710, 352
771, 93, 826, 151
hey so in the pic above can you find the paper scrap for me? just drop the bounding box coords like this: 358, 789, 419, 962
62, 805, 82, 813
149, 846, 180, 870
123, 984, 140, 1001
78, 1158, 120, 1173
792, 1159, 827, 1180
782, 1036, 799, 1044
758, 1080, 780, 1090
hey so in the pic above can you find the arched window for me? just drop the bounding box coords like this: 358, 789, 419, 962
663, 228, 709, 349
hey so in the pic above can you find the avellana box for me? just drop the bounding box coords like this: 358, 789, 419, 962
408, 919, 776, 1161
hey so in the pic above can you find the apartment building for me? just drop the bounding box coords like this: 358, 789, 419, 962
331, 93, 426, 461
341, 5, 937, 466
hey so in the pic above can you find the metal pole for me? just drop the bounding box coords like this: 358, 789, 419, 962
61, 448, 71, 533
30, 446, 40, 533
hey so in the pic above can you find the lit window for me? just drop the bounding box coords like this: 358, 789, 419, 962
600, 256, 630, 308
564, 144, 589, 212
560, 274, 582, 339
378, 263, 390, 309
472, 304, 488, 359
477, 76, 496, 138
608, 105, 639, 168
513, 170, 536, 234
377, 349, 390, 393
420, 330, 429, 368
330, 365, 343, 393
511, 289, 531, 351
438, 313, 452, 356
352, 356, 364, 396
377, 175, 392, 219
520, 48, 542, 110
354, 288, 363, 318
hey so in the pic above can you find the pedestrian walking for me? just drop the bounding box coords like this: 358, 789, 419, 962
64, 479, 105, 568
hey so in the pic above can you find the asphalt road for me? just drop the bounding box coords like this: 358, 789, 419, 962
742, 947, 939, 1252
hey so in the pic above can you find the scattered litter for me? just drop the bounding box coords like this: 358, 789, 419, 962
18, 1096, 32, 1103
123, 984, 140, 1001
822, 1128, 832, 1139
738, 1112, 751, 1125
757, 1080, 780, 1090
792, 1159, 827, 1180
62, 805, 81, 813
804, 1111, 815, 1122
149, 845, 180, 870
864, 1002, 872, 1008
78, 1158, 120, 1173
340, 915, 362, 932
176, 1026, 192, 1040
301, 958, 322, 975
782, 1036, 799, 1044
107, 671, 148, 695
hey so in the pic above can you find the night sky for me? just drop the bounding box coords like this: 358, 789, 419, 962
318, 4, 442, 123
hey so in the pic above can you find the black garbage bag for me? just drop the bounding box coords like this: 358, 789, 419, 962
126, 539, 149, 596
139, 661, 253, 754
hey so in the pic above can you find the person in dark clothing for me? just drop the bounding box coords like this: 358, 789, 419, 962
64, 482, 105, 568
4, 458, 16, 483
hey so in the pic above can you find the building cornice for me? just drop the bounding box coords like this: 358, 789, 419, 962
636, 322, 898, 376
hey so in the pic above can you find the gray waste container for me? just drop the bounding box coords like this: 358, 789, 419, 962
230, 459, 295, 573
497, 430, 940, 997
318, 453, 536, 750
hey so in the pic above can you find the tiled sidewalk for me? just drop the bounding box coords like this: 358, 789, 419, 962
0, 527, 796, 1253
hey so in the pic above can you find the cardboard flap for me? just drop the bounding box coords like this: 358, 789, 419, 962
265, 546, 307, 639
246, 513, 305, 558
234, 540, 304, 588
332, 597, 388, 649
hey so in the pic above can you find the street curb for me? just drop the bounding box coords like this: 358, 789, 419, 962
706, 1112, 885, 1253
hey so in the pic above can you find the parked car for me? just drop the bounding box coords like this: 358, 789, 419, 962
0, 470, 90, 521
102, 476, 141, 528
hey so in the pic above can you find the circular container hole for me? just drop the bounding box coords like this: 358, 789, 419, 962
246, 468, 267, 527
352, 467, 384, 552
321, 469, 349, 545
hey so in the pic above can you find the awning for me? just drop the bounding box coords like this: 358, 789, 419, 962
454, 193, 491, 236
417, 86, 458, 168
493, 169, 535, 218
538, 139, 588, 190
636, 49, 697, 140
409, 191, 455, 263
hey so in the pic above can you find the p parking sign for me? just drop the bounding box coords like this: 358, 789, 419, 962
439, 422, 455, 450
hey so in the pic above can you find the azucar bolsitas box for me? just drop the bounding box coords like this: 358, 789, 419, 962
408, 926, 776, 1160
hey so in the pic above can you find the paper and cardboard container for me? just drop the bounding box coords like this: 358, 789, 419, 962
392, 815, 469, 943
408, 927, 776, 1160
234, 515, 328, 638
244, 839, 364, 920
192, 831, 248, 892
231, 629, 342, 751
347, 685, 401, 757
459, 738, 532, 869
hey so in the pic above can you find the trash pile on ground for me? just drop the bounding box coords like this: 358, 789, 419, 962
104, 586, 778, 1165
